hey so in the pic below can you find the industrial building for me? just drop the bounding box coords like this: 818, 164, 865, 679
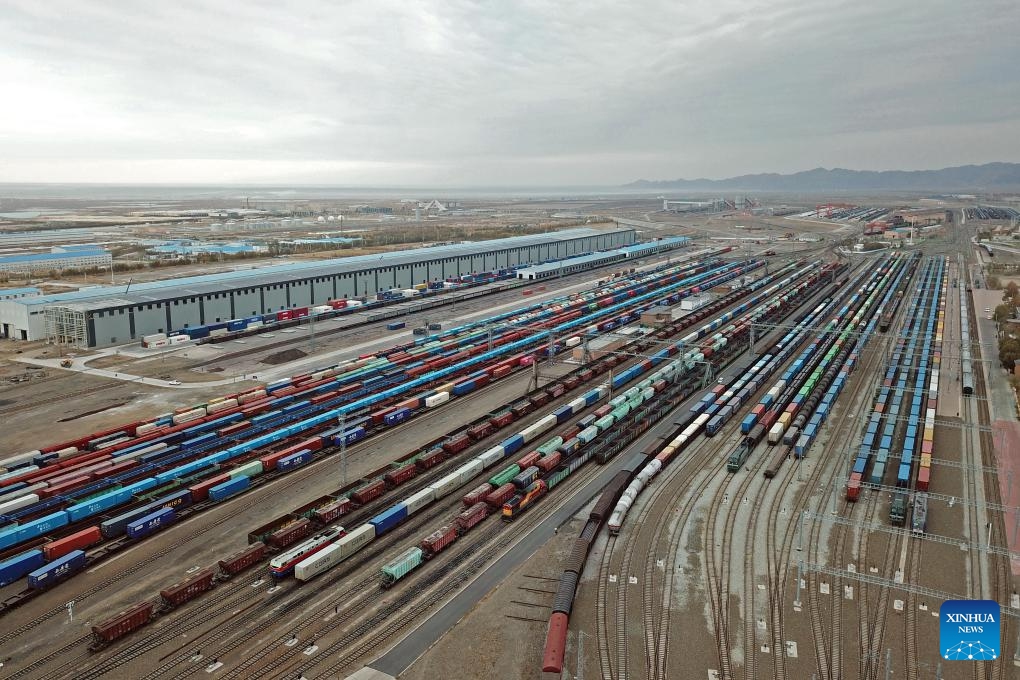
1, 228, 634, 347
515, 237, 689, 280
0, 247, 112, 274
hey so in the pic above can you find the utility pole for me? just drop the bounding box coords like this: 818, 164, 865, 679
309, 307, 316, 354
338, 412, 347, 486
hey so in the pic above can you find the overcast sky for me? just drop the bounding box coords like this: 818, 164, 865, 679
1, 0, 1017, 186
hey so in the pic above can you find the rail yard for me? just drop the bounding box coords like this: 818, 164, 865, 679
0, 209, 1017, 680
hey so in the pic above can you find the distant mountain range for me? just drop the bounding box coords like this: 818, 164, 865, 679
625, 162, 1020, 192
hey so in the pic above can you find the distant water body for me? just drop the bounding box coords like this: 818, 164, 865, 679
0, 183, 630, 202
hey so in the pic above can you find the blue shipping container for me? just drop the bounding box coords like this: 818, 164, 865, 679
369, 503, 408, 536
126, 507, 176, 539
209, 476, 249, 502
278, 450, 312, 472
332, 426, 366, 447
384, 408, 411, 426
501, 435, 524, 456
27, 550, 86, 589
64, 492, 131, 525
0, 511, 70, 551
552, 405, 573, 424
100, 489, 193, 539
0, 549, 46, 587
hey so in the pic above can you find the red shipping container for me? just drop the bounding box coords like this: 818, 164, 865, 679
351, 479, 386, 505
314, 497, 351, 524
535, 452, 561, 472
485, 483, 516, 509
916, 467, 930, 492
516, 451, 541, 470
442, 434, 471, 455
219, 421, 252, 437
190, 473, 231, 502
218, 543, 266, 575
421, 524, 457, 557
267, 518, 312, 549
384, 463, 418, 487
455, 502, 489, 534
415, 449, 446, 470
491, 365, 512, 379
846, 472, 862, 502
43, 526, 102, 560
462, 482, 494, 507
371, 407, 396, 425
38, 475, 90, 499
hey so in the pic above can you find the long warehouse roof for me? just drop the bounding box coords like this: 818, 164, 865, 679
30, 228, 627, 311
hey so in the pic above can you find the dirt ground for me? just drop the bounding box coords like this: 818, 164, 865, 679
399, 511, 584, 680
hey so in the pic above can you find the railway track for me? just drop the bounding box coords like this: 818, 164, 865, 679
247, 439, 613, 680
801, 320, 896, 680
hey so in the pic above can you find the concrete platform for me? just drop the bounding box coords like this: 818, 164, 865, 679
344, 668, 396, 680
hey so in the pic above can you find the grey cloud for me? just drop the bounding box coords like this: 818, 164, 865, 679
0, 0, 1017, 185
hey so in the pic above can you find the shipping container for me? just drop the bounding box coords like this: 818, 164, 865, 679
0, 549, 46, 587
27, 549, 86, 589
43, 526, 102, 560
126, 507, 176, 539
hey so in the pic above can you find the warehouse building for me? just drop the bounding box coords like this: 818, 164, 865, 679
0, 247, 112, 274
1, 228, 634, 347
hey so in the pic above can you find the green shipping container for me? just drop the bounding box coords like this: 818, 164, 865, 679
381, 546, 423, 588
537, 437, 563, 456
230, 460, 264, 479
489, 464, 521, 488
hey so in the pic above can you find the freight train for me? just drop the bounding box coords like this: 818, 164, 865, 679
0, 257, 755, 592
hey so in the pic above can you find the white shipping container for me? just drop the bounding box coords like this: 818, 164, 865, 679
207, 398, 239, 414
210, 328, 229, 338
0, 465, 39, 482
142, 333, 167, 344
404, 488, 436, 515
429, 472, 463, 499
424, 392, 450, 408
455, 459, 483, 484
402, 289, 417, 298
478, 446, 504, 467
172, 409, 205, 425
0, 451, 40, 470
135, 422, 159, 436
294, 523, 375, 581
237, 389, 267, 405
767, 422, 785, 445
0, 493, 40, 515
346, 300, 363, 308
313, 305, 332, 315
169, 334, 190, 344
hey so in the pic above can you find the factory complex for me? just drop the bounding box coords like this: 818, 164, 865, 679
0, 228, 635, 347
